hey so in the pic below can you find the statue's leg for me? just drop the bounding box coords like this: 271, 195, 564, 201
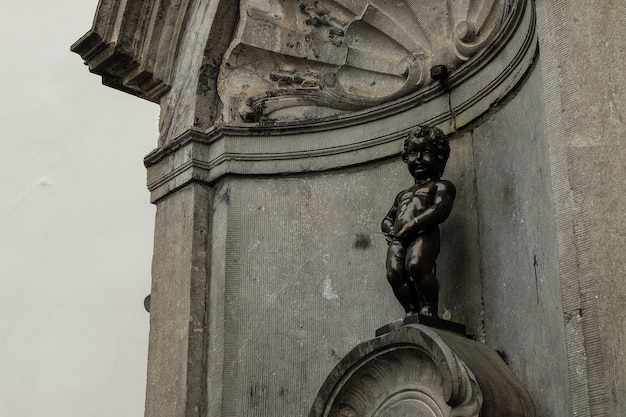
386, 240, 419, 314
405, 229, 440, 317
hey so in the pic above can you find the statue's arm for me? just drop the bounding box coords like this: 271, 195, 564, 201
397, 181, 456, 243
381, 194, 400, 243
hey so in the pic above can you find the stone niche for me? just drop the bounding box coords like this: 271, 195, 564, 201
71, 1, 570, 417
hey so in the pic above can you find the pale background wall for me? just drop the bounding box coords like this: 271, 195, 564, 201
0, 1, 159, 416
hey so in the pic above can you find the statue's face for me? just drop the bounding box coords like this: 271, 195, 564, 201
405, 137, 441, 180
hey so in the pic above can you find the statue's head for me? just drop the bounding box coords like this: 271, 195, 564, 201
401, 126, 450, 178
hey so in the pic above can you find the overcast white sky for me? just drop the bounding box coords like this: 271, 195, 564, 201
0, 2, 160, 416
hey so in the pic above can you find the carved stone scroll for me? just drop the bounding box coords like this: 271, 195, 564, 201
309, 324, 536, 417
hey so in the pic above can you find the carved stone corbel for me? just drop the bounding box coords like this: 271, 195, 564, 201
70, 0, 191, 102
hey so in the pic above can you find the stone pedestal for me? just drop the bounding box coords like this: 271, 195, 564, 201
311, 323, 535, 417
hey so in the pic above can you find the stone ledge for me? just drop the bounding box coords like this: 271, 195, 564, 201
375, 314, 468, 337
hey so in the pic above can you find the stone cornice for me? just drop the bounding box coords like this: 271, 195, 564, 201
144, 0, 536, 202
144, 126, 406, 202
71, 0, 191, 102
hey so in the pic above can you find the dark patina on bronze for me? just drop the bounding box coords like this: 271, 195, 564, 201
381, 126, 455, 318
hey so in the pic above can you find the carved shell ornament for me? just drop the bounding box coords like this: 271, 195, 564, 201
218, 0, 507, 122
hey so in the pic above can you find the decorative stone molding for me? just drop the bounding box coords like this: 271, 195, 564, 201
219, 0, 511, 122
309, 324, 535, 417
144, 124, 404, 202
145, 0, 536, 201
76, 0, 536, 194
74, 0, 536, 145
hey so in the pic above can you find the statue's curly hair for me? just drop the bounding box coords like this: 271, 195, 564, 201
401, 125, 450, 176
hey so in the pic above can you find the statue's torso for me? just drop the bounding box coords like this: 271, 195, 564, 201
394, 181, 438, 233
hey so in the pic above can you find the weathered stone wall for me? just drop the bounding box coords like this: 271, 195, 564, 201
207, 172, 398, 417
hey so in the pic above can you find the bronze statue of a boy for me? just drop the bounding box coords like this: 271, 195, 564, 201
381, 126, 455, 317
